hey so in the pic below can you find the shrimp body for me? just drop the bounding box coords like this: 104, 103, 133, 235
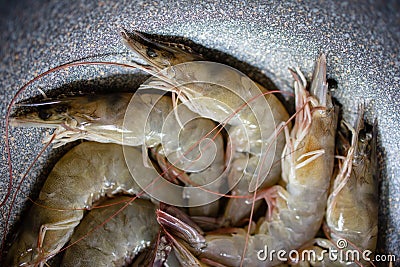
5, 142, 155, 267
326, 116, 378, 251
12, 92, 209, 167
317, 111, 378, 266
61, 196, 158, 267
297, 115, 378, 267
13, 92, 228, 209
11, 93, 175, 148
157, 55, 338, 267
121, 30, 289, 189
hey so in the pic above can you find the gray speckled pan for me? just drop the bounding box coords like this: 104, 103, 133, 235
0, 0, 399, 263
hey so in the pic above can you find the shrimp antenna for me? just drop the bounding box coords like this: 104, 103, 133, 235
15, 100, 63, 107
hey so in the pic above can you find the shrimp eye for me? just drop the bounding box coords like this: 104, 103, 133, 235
38, 109, 52, 120
55, 106, 67, 113
146, 48, 158, 58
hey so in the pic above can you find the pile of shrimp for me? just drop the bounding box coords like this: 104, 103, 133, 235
1, 30, 380, 267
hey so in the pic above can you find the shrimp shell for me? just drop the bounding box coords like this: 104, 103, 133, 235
5, 142, 152, 266
326, 112, 378, 252
61, 196, 158, 267
307, 109, 379, 267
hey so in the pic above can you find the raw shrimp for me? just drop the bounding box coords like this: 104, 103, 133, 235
11, 93, 165, 148
121, 30, 290, 224
157, 54, 338, 267
326, 110, 378, 253
5, 142, 162, 267
61, 196, 159, 267
12, 91, 227, 210
122, 30, 289, 189
304, 109, 378, 267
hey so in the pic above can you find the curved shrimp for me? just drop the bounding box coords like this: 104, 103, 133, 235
61, 196, 159, 267
124, 30, 289, 187
157, 54, 338, 267
5, 142, 160, 267
121, 30, 290, 225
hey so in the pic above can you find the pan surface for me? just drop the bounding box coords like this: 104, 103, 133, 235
0, 0, 399, 263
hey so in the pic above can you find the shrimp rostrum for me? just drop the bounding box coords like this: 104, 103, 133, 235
157, 54, 338, 267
